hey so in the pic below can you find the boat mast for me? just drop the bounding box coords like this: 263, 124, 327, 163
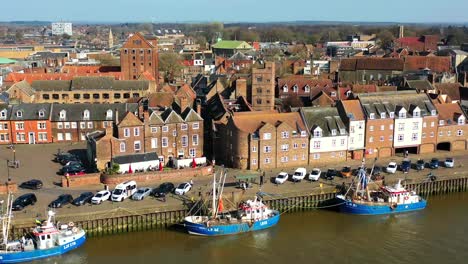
1, 192, 13, 248
214, 170, 227, 219
212, 171, 217, 218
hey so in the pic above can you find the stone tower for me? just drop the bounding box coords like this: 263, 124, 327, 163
108, 28, 114, 49
399, 25, 404, 39
251, 61, 275, 111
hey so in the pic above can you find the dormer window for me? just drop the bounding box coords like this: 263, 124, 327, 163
313, 130, 322, 137
293, 85, 298, 93
369, 113, 375, 120
458, 117, 465, 125
399, 112, 406, 118
0, 110, 6, 119
340, 128, 346, 135
331, 129, 337, 136
300, 131, 307, 137
59, 110, 66, 120
431, 110, 437, 116
331, 91, 337, 97
38, 110, 45, 118
345, 90, 352, 97
16, 110, 23, 118
283, 85, 288, 93
380, 112, 386, 119
83, 110, 90, 120
106, 109, 113, 120
439, 120, 445, 126
389, 112, 395, 118
413, 109, 420, 117
304, 85, 310, 93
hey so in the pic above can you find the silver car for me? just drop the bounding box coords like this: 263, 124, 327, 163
131, 187, 152, 200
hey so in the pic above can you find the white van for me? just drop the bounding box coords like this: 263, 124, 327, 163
292, 167, 307, 182
111, 180, 137, 202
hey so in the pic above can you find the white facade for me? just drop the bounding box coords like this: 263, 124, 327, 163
52, 22, 73, 36
310, 127, 348, 153
117, 160, 159, 173
393, 107, 423, 148
348, 120, 365, 150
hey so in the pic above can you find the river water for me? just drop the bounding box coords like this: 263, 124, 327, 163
33, 193, 468, 264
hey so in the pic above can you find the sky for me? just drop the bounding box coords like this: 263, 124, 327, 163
2, 0, 467, 23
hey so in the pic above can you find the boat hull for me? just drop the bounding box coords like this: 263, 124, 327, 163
184, 211, 280, 236
336, 198, 427, 215
0, 232, 86, 263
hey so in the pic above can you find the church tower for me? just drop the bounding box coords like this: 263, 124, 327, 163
109, 28, 114, 49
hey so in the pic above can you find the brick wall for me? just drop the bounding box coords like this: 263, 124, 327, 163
61, 173, 101, 188
101, 165, 213, 185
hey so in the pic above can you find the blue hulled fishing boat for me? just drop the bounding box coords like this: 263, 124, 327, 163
183, 170, 280, 236
0, 194, 86, 263
335, 161, 427, 215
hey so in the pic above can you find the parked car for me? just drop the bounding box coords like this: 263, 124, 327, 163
386, 162, 397, 174
340, 166, 352, 178
64, 160, 83, 167
401, 160, 411, 173
445, 158, 454, 168
59, 154, 81, 166
19, 179, 43, 190
55, 152, 74, 163
152, 182, 175, 197
429, 158, 439, 169
372, 166, 382, 176
416, 159, 425, 171
49, 194, 73, 208
12, 193, 37, 211
72, 192, 94, 206
91, 190, 111, 204
275, 172, 289, 184
175, 182, 192, 195
291, 167, 307, 182
62, 166, 86, 176
325, 169, 338, 180
308, 168, 321, 181
132, 187, 152, 200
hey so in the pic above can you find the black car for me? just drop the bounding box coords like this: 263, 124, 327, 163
325, 169, 338, 180
49, 194, 73, 208
55, 152, 75, 163
59, 154, 81, 166
61, 166, 86, 176
152, 182, 175, 197
12, 193, 37, 211
429, 158, 439, 169
72, 192, 94, 206
416, 159, 425, 171
19, 179, 43, 190
401, 160, 411, 173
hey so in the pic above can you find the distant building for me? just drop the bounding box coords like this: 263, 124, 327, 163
251, 61, 275, 111
51, 22, 72, 36
120, 32, 159, 81
212, 40, 253, 58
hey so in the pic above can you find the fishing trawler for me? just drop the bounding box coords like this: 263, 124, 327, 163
335, 160, 427, 215
183, 170, 280, 236
0, 193, 86, 263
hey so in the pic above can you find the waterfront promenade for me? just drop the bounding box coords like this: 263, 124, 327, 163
1, 143, 467, 228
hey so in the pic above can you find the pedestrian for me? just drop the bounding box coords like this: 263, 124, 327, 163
260, 174, 264, 187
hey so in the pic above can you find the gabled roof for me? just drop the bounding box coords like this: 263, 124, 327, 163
160, 108, 184, 124
50, 103, 138, 122
300, 107, 347, 136
406, 80, 434, 91
10, 103, 52, 120
339, 58, 404, 71
181, 107, 203, 122
118, 111, 143, 127
231, 111, 306, 134
434, 83, 462, 101
340, 100, 365, 120
122, 32, 157, 49
176, 84, 197, 101
212, 40, 252, 50
0, 104, 12, 119
147, 92, 176, 108
8, 80, 35, 96
148, 111, 164, 125
403, 56, 451, 73
434, 103, 467, 124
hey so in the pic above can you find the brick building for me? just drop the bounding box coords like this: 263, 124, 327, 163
338, 58, 404, 85
434, 103, 468, 151
251, 61, 275, 111
9, 104, 52, 144
394, 35, 439, 52
218, 111, 309, 170
336, 100, 366, 160
0, 105, 12, 144
121, 32, 159, 81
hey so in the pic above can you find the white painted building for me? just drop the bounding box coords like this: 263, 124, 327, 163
52, 22, 73, 36
393, 106, 423, 148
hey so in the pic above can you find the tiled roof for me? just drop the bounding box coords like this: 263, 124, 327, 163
148, 111, 164, 125
112, 152, 158, 164
231, 111, 306, 134
61, 66, 120, 74
5, 72, 122, 83
406, 80, 434, 91
339, 58, 404, 71
147, 92, 176, 108
118, 111, 144, 127
277, 77, 332, 90
300, 107, 347, 136
403, 56, 451, 73
435, 83, 462, 101
176, 84, 197, 101
30, 77, 149, 91
352, 84, 377, 93
50, 103, 138, 122
10, 103, 52, 120
212, 41, 252, 50
8, 80, 35, 96
181, 107, 203, 122
161, 108, 184, 124
434, 103, 466, 124
340, 100, 365, 120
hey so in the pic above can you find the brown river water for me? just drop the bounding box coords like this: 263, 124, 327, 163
29, 192, 468, 264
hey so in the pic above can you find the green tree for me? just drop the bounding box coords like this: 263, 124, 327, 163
14, 30, 23, 42
159, 53, 183, 82
377, 29, 395, 50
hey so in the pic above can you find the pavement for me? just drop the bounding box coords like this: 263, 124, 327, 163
1, 143, 467, 225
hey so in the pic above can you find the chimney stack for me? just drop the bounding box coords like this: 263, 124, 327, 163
115, 109, 119, 125
399, 25, 404, 39
196, 99, 202, 115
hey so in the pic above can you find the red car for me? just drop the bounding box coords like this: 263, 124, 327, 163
64, 169, 86, 176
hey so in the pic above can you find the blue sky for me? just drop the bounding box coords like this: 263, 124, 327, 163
3, 0, 467, 23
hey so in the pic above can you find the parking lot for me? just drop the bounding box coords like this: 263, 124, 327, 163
1, 142, 467, 224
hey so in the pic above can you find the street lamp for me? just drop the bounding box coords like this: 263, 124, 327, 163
6, 160, 11, 182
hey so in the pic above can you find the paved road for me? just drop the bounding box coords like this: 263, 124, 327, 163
1, 143, 466, 224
